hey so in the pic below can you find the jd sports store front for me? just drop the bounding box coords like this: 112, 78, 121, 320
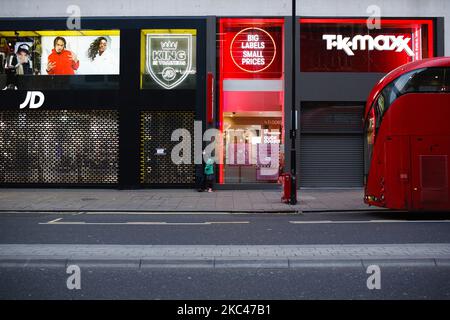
0, 18, 205, 188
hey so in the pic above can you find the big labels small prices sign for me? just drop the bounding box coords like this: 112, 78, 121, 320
230, 27, 277, 73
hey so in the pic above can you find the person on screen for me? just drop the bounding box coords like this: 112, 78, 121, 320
86, 36, 116, 74
11, 43, 33, 75
46, 36, 79, 75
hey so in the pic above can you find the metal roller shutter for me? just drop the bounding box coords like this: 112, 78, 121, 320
298, 103, 364, 187
299, 134, 363, 187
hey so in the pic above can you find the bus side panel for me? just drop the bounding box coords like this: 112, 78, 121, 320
411, 135, 450, 211
365, 137, 385, 207
384, 136, 412, 210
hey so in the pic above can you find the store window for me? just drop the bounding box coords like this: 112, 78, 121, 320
218, 18, 284, 184
0, 30, 120, 90
300, 18, 434, 72
140, 29, 197, 90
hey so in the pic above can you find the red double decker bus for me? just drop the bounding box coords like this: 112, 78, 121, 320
364, 57, 450, 211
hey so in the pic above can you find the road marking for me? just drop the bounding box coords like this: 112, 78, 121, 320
47, 218, 63, 224
84, 212, 246, 215
289, 220, 450, 224
39, 221, 250, 226
0, 210, 298, 216
0, 211, 79, 215
208, 221, 251, 224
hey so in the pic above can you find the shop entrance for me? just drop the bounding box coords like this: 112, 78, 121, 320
223, 111, 282, 183
299, 103, 364, 187
218, 18, 285, 185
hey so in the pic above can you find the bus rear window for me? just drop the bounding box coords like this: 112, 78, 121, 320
401, 68, 445, 93
373, 67, 448, 132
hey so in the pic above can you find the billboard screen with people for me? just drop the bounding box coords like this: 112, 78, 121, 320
0, 30, 120, 90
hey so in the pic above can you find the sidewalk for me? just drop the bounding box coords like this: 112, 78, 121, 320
1, 244, 448, 268
0, 188, 382, 213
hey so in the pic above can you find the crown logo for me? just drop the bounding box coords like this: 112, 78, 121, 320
161, 41, 178, 50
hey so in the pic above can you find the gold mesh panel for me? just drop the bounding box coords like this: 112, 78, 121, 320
141, 111, 195, 184
0, 110, 119, 184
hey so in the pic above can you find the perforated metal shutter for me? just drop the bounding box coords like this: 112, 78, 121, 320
0, 110, 119, 184
141, 111, 195, 185
299, 103, 364, 187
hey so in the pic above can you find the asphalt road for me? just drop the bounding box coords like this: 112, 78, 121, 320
0, 210, 449, 245
1, 265, 450, 300
1, 210, 450, 300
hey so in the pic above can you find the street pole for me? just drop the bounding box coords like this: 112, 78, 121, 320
290, 0, 297, 204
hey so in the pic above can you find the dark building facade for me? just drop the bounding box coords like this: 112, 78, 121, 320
0, 10, 446, 189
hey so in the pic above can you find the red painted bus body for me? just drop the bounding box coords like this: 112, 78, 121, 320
364, 57, 450, 211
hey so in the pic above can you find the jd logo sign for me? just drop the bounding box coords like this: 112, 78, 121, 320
147, 34, 193, 90
19, 91, 45, 109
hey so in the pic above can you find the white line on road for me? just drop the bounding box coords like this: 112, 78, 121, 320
39, 221, 250, 226
46, 218, 62, 224
84, 212, 249, 215
289, 220, 450, 224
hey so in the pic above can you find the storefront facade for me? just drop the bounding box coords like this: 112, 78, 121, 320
0, 18, 206, 188
0, 0, 448, 189
298, 17, 439, 187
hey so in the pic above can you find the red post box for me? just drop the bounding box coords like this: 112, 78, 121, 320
280, 173, 297, 204
280, 173, 291, 203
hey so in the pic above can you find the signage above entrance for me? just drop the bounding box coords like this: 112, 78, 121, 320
147, 34, 192, 89
322, 34, 415, 57
230, 27, 277, 73
219, 18, 283, 79
141, 29, 197, 90
300, 18, 434, 73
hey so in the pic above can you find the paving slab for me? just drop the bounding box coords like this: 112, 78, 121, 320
0, 188, 385, 213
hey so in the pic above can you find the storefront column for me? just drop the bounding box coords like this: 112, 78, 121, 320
119, 29, 140, 189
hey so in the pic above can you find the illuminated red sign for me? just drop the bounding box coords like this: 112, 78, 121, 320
230, 27, 277, 73
300, 18, 434, 72
219, 18, 283, 79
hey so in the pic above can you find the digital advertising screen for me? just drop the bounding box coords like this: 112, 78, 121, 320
0, 30, 120, 90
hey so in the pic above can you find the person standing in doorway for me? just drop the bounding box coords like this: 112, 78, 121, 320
204, 157, 215, 193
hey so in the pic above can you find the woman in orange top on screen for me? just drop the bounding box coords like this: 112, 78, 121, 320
46, 36, 79, 75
